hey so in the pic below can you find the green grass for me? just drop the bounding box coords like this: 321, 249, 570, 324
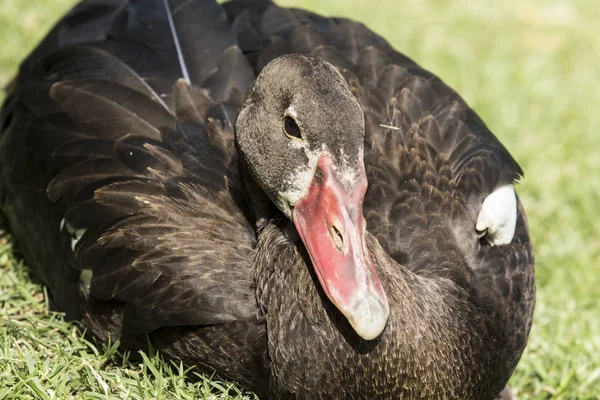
1, 0, 599, 398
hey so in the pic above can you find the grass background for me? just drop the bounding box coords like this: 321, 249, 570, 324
1, 0, 599, 398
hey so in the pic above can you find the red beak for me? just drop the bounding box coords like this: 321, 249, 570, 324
292, 153, 389, 340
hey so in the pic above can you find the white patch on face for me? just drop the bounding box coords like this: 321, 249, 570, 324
277, 140, 364, 215
476, 185, 517, 246
336, 148, 362, 192
339, 167, 359, 192
288, 140, 304, 150
278, 146, 322, 216
285, 106, 298, 119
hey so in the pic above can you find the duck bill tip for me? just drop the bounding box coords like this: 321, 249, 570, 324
346, 295, 390, 340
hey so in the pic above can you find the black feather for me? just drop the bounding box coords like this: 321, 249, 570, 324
36, 45, 173, 112
50, 80, 174, 139
173, 79, 216, 124
201, 46, 255, 104
109, 0, 235, 84
52, 138, 115, 168
22, 0, 123, 70
47, 158, 140, 202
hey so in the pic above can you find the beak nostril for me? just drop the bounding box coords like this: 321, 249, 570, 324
330, 224, 344, 251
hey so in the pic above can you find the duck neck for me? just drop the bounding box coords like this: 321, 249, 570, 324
250, 216, 513, 398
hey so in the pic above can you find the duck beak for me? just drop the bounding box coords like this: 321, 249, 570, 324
292, 153, 389, 340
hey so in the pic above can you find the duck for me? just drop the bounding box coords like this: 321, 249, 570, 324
0, 0, 535, 398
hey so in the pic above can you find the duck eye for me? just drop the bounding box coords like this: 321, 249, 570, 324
283, 116, 302, 140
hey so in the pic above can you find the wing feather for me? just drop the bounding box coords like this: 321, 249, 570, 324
109, 0, 235, 85
1, 0, 257, 332
50, 80, 174, 139
35, 45, 173, 111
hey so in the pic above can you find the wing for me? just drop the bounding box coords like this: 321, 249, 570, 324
0, 0, 258, 333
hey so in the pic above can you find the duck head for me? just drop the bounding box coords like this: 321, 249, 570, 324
236, 54, 389, 340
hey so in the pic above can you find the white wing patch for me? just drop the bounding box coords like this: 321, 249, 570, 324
476, 185, 517, 246
79, 269, 93, 297
60, 218, 93, 295
60, 218, 87, 251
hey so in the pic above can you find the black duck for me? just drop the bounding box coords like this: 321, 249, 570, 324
0, 0, 535, 398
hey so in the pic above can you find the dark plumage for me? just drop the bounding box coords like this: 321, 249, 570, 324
0, 0, 535, 399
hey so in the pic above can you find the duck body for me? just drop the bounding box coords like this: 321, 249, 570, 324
0, 0, 535, 399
